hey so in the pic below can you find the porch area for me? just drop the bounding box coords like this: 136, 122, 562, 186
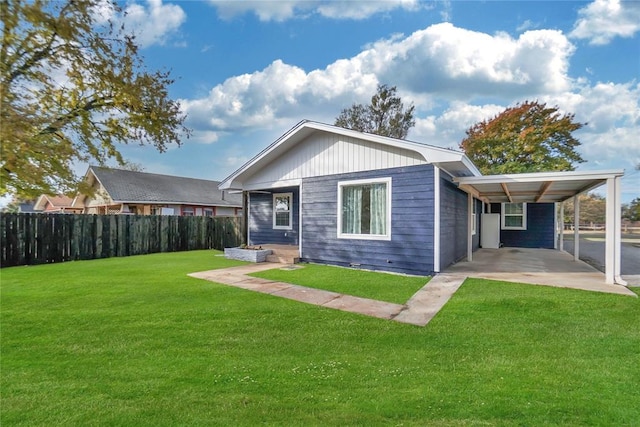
443, 248, 636, 296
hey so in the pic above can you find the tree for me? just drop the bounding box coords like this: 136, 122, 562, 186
1, 0, 189, 198
562, 193, 606, 225
623, 197, 640, 222
460, 101, 585, 175
335, 84, 415, 139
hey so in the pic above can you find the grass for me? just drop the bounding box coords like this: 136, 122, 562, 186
1, 250, 639, 426
250, 263, 429, 304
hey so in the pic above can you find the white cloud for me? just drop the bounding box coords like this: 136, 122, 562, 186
550, 82, 640, 171
389, 24, 573, 96
208, 0, 420, 22
412, 103, 505, 147
101, 0, 187, 48
570, 0, 640, 45
182, 23, 576, 142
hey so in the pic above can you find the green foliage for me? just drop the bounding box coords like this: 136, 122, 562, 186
460, 101, 585, 174
335, 84, 415, 139
2, 251, 640, 425
563, 193, 606, 224
0, 0, 189, 198
623, 197, 640, 221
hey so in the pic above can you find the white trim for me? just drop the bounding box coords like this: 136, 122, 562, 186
467, 193, 473, 262
298, 181, 303, 258
471, 198, 477, 236
243, 179, 302, 192
434, 167, 441, 273
501, 202, 527, 230
558, 202, 564, 251
272, 192, 293, 230
336, 177, 392, 241
456, 169, 624, 185
613, 176, 626, 285
247, 192, 251, 245
574, 195, 580, 262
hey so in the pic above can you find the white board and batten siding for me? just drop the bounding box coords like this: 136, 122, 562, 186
243, 132, 428, 190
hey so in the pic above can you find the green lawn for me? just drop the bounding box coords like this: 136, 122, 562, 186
2, 250, 639, 426
250, 263, 429, 304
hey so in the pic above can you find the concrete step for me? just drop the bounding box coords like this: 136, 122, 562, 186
266, 254, 300, 264
261, 244, 300, 265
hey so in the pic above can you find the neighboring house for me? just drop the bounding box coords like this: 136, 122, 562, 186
18, 201, 36, 213
73, 166, 242, 216
33, 195, 83, 214
219, 120, 625, 283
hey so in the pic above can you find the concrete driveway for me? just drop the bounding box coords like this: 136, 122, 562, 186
562, 232, 640, 285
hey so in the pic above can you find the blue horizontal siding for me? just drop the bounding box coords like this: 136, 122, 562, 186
249, 187, 299, 245
439, 176, 468, 270
491, 202, 555, 248
301, 164, 435, 276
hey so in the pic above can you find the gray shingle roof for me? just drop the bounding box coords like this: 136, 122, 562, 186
90, 167, 242, 207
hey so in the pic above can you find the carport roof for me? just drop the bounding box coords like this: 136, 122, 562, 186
454, 169, 625, 204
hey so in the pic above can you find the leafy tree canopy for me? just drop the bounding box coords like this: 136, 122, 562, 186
562, 193, 606, 225
335, 84, 415, 139
1, 0, 189, 198
623, 197, 640, 222
460, 101, 585, 175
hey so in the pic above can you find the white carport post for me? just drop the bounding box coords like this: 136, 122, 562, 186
573, 195, 580, 261
605, 176, 626, 285
558, 202, 564, 251
467, 192, 473, 262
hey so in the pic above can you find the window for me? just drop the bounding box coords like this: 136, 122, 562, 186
182, 207, 195, 216
501, 202, 526, 230
338, 178, 391, 240
204, 208, 214, 217
273, 193, 292, 229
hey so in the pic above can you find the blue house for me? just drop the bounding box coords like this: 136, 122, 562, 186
219, 121, 626, 283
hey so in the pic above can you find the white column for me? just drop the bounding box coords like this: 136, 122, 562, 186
433, 167, 440, 273
467, 193, 473, 262
605, 176, 626, 285
613, 176, 625, 284
574, 195, 580, 262
298, 183, 303, 258
605, 178, 615, 284
559, 202, 564, 251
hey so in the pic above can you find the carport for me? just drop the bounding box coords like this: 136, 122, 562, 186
454, 169, 626, 286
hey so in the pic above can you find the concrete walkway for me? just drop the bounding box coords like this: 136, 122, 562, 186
189, 249, 636, 327
188, 263, 466, 327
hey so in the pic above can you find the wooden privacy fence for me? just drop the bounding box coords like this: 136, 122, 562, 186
0, 213, 244, 267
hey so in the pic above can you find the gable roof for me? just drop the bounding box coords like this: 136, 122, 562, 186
34, 195, 75, 211
219, 120, 481, 190
76, 167, 242, 207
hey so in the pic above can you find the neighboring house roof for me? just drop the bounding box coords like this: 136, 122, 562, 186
34, 195, 76, 211
75, 167, 241, 207
219, 120, 482, 190
18, 202, 36, 213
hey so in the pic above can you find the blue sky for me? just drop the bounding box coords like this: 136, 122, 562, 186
101, 0, 639, 202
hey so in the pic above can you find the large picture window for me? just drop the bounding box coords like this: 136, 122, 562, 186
273, 193, 292, 229
338, 178, 391, 240
501, 202, 527, 230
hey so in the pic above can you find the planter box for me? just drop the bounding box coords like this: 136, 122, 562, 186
224, 247, 272, 263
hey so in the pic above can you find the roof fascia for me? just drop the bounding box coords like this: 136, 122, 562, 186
454, 169, 624, 185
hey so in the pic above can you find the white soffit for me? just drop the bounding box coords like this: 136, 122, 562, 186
454, 170, 625, 203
